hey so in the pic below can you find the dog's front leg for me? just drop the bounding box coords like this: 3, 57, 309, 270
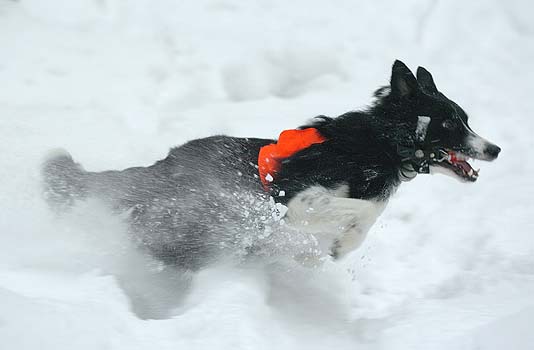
285, 186, 386, 260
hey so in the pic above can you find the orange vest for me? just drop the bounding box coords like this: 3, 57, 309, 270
258, 128, 326, 190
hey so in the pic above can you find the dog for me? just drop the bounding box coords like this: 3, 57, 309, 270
42, 60, 501, 270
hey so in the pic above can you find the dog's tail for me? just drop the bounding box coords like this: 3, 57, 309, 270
41, 149, 88, 211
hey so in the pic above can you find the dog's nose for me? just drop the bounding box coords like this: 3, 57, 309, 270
484, 144, 501, 160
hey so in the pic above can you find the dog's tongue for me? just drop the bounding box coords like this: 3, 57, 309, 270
449, 151, 477, 176
456, 160, 474, 173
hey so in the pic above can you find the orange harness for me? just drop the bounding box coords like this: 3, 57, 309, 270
258, 128, 327, 190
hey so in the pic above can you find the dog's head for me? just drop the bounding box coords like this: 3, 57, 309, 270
386, 60, 501, 182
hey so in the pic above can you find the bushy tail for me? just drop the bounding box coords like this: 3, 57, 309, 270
42, 149, 88, 211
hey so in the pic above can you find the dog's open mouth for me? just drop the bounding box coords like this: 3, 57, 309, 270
438, 150, 479, 182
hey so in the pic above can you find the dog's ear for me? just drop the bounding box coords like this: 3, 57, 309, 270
390, 60, 418, 98
416, 66, 438, 95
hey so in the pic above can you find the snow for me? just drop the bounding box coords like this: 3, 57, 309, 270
1, 0, 534, 349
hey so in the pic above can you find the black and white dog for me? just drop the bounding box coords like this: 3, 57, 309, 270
43, 60, 501, 269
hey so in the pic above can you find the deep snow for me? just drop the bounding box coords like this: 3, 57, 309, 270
1, 0, 534, 349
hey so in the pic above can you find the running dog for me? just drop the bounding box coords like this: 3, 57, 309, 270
42, 60, 501, 269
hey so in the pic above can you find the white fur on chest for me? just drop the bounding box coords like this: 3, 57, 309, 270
284, 185, 386, 259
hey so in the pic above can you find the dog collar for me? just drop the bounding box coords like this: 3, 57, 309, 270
397, 116, 448, 177
397, 145, 448, 174
258, 128, 327, 190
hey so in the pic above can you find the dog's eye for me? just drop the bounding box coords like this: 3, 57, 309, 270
442, 119, 457, 130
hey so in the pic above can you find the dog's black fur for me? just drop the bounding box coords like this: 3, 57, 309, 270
42, 60, 500, 270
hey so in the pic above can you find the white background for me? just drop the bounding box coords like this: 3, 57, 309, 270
1, 0, 533, 349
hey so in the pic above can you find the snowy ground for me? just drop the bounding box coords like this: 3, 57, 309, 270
1, 0, 534, 349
